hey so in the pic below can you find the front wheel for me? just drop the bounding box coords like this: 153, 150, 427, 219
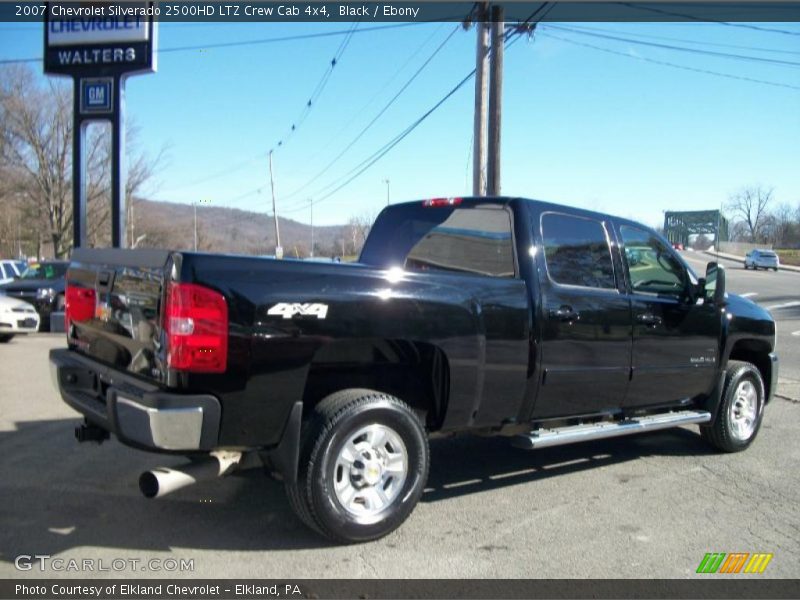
0, 334, 14, 343
286, 389, 429, 543
701, 361, 765, 452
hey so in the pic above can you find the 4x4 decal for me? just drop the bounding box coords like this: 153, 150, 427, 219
267, 303, 329, 320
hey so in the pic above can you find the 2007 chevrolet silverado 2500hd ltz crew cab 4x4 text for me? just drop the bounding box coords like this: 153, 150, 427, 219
50, 197, 778, 543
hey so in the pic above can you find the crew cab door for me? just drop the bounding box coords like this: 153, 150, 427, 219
532, 211, 631, 418
617, 224, 720, 407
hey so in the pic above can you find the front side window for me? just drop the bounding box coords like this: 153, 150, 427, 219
620, 225, 687, 296
540, 213, 616, 289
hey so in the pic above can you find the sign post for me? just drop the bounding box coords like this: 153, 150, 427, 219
43, 2, 157, 249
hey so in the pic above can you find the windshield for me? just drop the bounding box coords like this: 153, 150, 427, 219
20, 263, 68, 280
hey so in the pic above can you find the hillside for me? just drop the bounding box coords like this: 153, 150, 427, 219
132, 198, 350, 258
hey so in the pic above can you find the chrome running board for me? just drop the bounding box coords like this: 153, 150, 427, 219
512, 410, 712, 450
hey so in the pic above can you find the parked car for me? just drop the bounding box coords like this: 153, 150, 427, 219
0, 260, 69, 330
0, 295, 40, 342
744, 249, 780, 271
0, 259, 26, 285
50, 197, 777, 543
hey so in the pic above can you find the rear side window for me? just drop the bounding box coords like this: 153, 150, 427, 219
541, 213, 616, 289
405, 208, 515, 277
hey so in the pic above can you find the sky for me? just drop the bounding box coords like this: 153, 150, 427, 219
1, 14, 799, 227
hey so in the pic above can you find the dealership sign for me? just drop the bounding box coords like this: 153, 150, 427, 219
43, 2, 157, 250
44, 3, 157, 75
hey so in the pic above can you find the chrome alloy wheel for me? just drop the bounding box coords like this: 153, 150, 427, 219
728, 380, 758, 441
333, 424, 408, 518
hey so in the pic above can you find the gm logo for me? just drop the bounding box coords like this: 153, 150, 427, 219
696, 552, 773, 574
80, 78, 113, 115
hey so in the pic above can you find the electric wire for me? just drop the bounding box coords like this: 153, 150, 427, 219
620, 2, 800, 37
541, 30, 800, 91
545, 24, 800, 68
277, 24, 462, 203
0, 22, 428, 65
553, 23, 800, 56
276, 5, 553, 215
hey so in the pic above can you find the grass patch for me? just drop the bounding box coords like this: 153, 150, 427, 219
776, 249, 800, 266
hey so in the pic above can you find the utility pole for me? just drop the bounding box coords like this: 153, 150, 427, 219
268, 150, 282, 258
129, 198, 135, 250
309, 198, 314, 258
487, 4, 504, 196
193, 201, 197, 251
473, 1, 489, 196
383, 178, 390, 206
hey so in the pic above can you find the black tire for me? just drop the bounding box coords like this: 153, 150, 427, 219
773, 267, 779, 272
0, 334, 14, 343
286, 389, 429, 543
701, 360, 765, 453
743, 263, 748, 270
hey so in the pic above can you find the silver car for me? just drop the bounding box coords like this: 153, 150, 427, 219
744, 249, 780, 271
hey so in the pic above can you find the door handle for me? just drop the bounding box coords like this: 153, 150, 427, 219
637, 313, 663, 327
550, 305, 580, 322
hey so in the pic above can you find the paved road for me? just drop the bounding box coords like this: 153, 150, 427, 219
679, 250, 800, 387
1, 335, 798, 579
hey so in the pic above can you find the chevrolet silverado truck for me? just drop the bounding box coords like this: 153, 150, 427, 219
50, 197, 778, 543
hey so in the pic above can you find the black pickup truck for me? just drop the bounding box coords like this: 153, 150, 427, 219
50, 197, 778, 543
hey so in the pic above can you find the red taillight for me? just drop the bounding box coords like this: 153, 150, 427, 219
65, 284, 96, 333
423, 197, 462, 207
165, 282, 228, 373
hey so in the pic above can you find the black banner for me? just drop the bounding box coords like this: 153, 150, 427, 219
3, 579, 800, 599
5, 1, 800, 23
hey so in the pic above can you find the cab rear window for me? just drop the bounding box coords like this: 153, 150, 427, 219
361, 204, 516, 278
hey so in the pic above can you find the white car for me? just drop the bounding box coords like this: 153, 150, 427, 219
744, 249, 780, 271
0, 295, 40, 342
0, 259, 26, 285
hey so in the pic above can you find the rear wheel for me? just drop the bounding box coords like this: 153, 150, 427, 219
701, 361, 765, 452
286, 389, 429, 543
0, 334, 14, 343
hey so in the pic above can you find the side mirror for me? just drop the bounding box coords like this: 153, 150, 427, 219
705, 262, 726, 305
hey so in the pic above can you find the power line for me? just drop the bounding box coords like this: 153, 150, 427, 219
303, 23, 448, 165
620, 2, 800, 37
203, 6, 551, 227
278, 24, 461, 204
0, 22, 428, 65
554, 24, 800, 56
269, 20, 360, 152
276, 6, 551, 215
545, 24, 800, 68
151, 23, 364, 197
541, 30, 800, 91
282, 28, 541, 215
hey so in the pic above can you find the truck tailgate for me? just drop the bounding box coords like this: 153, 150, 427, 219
66, 248, 172, 385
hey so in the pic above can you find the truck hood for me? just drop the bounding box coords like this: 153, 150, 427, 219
726, 292, 773, 323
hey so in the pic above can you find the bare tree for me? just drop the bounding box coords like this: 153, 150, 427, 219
0, 65, 163, 257
346, 211, 377, 256
726, 185, 773, 243
0, 65, 72, 257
